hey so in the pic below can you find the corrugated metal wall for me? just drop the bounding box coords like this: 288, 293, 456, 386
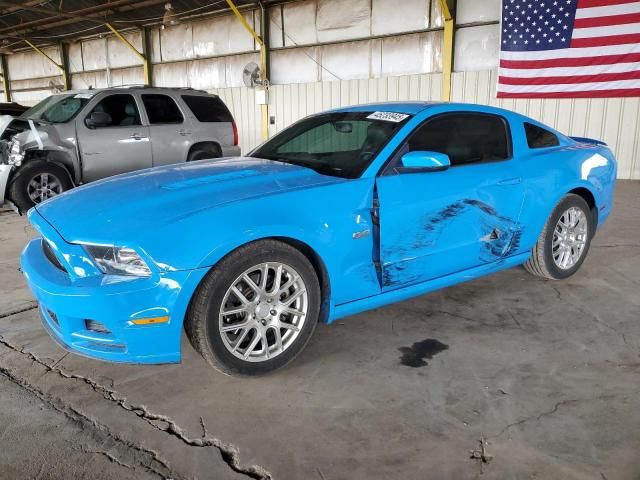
212, 71, 639, 179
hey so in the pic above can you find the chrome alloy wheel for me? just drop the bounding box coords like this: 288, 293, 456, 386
218, 262, 308, 362
27, 173, 63, 204
552, 206, 588, 270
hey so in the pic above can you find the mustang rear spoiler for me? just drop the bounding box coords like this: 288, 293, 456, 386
570, 136, 608, 146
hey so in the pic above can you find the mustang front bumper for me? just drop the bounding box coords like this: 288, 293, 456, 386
20, 211, 208, 364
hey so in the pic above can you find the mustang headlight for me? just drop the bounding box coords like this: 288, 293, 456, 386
84, 245, 151, 277
7, 140, 24, 165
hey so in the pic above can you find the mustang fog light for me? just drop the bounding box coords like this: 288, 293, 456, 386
84, 245, 151, 277
85, 319, 111, 334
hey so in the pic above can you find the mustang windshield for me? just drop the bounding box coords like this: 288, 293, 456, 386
20, 93, 91, 124
250, 112, 410, 178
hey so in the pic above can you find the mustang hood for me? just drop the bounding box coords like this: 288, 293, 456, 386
35, 157, 343, 244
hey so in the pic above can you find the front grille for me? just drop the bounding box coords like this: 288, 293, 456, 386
42, 240, 66, 273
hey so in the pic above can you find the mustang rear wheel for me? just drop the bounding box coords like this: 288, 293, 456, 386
524, 193, 594, 280
186, 240, 320, 376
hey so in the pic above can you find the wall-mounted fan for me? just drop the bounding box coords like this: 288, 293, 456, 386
242, 62, 263, 88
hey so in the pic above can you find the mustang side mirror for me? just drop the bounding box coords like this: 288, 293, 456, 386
85, 111, 112, 129
397, 151, 450, 174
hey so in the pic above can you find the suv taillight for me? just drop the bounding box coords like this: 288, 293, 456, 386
232, 121, 239, 146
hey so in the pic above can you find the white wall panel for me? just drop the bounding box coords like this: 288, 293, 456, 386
282, 0, 318, 46
188, 58, 227, 90
380, 32, 442, 77
456, 0, 500, 24
454, 25, 500, 72
71, 70, 108, 90
160, 23, 194, 61
107, 31, 143, 69
81, 38, 107, 71
268, 5, 285, 48
316, 0, 370, 43
271, 48, 320, 84
153, 62, 189, 87
320, 40, 371, 81
372, 0, 430, 35
68, 41, 84, 73
192, 12, 257, 57
7, 47, 62, 80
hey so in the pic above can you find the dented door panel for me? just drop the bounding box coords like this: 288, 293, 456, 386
376, 160, 524, 289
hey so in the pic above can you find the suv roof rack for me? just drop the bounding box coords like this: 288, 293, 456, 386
108, 85, 208, 93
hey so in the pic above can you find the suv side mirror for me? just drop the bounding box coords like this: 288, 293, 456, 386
85, 111, 112, 129
397, 151, 450, 173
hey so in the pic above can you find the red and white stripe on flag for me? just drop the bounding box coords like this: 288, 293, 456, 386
497, 0, 640, 98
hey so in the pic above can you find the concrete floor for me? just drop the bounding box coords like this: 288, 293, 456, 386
0, 181, 639, 480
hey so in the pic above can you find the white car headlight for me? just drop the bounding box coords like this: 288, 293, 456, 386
84, 245, 151, 277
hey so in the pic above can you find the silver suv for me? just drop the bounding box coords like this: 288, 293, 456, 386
0, 86, 240, 212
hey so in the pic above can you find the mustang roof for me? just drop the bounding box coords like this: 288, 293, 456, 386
330, 102, 444, 115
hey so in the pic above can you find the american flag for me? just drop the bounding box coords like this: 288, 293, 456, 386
497, 0, 640, 98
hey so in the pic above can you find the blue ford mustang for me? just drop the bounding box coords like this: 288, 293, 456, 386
21, 102, 617, 376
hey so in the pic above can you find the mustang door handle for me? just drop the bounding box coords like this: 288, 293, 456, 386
497, 177, 522, 186
130, 133, 146, 140
179, 129, 192, 136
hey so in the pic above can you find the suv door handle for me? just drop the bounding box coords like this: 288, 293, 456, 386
130, 133, 146, 140
497, 177, 522, 186
179, 129, 192, 136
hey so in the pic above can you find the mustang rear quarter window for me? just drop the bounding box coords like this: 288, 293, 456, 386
524, 122, 560, 149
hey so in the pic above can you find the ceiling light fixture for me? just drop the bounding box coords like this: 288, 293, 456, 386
162, 2, 180, 27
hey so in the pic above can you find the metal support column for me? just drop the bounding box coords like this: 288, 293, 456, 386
141, 27, 153, 86
105, 23, 151, 86
439, 0, 454, 101
0, 54, 11, 102
58, 41, 71, 91
226, 0, 270, 140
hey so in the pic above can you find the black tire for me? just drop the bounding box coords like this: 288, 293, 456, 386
185, 239, 321, 376
8, 161, 73, 213
524, 194, 594, 280
187, 145, 222, 162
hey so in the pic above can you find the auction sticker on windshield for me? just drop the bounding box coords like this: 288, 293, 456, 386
366, 111, 409, 122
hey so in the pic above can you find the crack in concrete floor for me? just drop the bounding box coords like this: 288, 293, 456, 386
0, 334, 271, 480
0, 367, 173, 479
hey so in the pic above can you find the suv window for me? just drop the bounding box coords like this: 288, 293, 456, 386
142, 94, 183, 124
21, 94, 90, 124
182, 95, 233, 122
405, 113, 511, 166
524, 122, 559, 148
88, 94, 141, 127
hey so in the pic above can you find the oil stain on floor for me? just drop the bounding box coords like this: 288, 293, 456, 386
399, 339, 449, 368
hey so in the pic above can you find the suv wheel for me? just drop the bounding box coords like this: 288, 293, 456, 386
9, 161, 72, 212
187, 145, 222, 162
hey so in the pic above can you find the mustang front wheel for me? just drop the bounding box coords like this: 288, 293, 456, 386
186, 240, 321, 376
524, 193, 594, 280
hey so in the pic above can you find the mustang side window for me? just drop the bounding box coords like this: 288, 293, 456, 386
524, 122, 559, 148
87, 94, 141, 128
404, 113, 511, 167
